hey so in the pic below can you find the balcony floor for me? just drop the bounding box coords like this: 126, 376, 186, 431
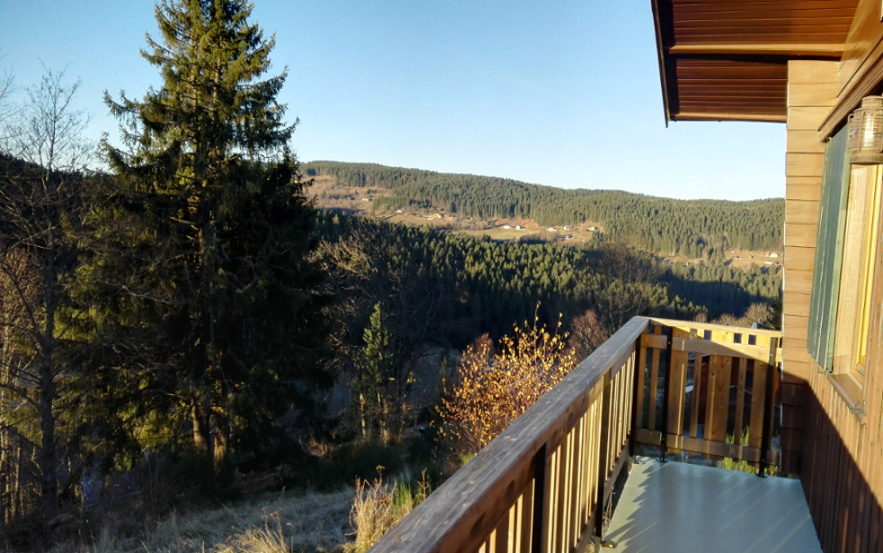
604, 458, 822, 553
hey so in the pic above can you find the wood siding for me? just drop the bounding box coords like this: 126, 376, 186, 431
653, 0, 856, 122
787, 62, 883, 553
820, 0, 883, 137
783, 60, 838, 474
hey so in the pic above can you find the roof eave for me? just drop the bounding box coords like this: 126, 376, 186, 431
651, 0, 672, 127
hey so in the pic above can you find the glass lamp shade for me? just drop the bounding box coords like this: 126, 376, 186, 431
848, 96, 883, 164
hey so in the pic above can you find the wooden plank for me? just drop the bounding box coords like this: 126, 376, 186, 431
780, 357, 811, 382
783, 267, 814, 294
664, 433, 780, 465
838, 0, 883, 95
785, 244, 818, 269
493, 505, 510, 553
734, 357, 747, 444
647, 317, 784, 338
782, 382, 808, 408
749, 362, 767, 449
786, 199, 821, 225
788, 59, 843, 86
666, 328, 689, 450
785, 177, 822, 202
642, 332, 775, 363
785, 223, 819, 248
568, 417, 584, 551
782, 313, 808, 334
518, 483, 533, 553
707, 353, 733, 442
634, 428, 662, 447
783, 289, 812, 312
649, 345, 660, 432
786, 153, 826, 177
634, 338, 647, 440
689, 345, 703, 438
786, 106, 836, 131
786, 84, 841, 109
786, 131, 827, 158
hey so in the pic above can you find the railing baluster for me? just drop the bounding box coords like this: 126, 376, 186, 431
518, 482, 533, 553
759, 335, 778, 476
531, 444, 548, 553
689, 342, 703, 439
630, 336, 646, 457
594, 371, 612, 544
661, 327, 674, 460
648, 327, 661, 432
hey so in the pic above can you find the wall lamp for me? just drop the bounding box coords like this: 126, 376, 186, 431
848, 95, 883, 164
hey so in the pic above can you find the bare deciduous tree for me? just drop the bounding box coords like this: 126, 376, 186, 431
0, 67, 91, 523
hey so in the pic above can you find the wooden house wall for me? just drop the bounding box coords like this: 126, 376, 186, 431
782, 60, 838, 474
784, 60, 883, 553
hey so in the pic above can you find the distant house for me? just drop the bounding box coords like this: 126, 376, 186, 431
563, 225, 572, 231
395, 209, 403, 214
514, 225, 523, 230
547, 227, 557, 232
587, 226, 598, 231
768, 252, 779, 258
502, 225, 512, 229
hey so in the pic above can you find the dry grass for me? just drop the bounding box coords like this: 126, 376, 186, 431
59, 486, 354, 553
345, 471, 429, 553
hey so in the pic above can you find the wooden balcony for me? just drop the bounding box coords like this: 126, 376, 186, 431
368, 317, 821, 553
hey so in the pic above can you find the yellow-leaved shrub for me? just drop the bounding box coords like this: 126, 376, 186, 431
437, 313, 577, 456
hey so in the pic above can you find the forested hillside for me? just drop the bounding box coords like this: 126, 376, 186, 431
303, 161, 784, 257
318, 212, 781, 342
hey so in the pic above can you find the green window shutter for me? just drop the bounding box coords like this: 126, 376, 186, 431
807, 125, 850, 372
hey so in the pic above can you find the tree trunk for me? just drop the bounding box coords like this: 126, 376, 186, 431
192, 404, 213, 469
39, 361, 58, 519
39, 263, 58, 519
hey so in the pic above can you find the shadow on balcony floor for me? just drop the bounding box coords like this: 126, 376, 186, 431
604, 458, 821, 553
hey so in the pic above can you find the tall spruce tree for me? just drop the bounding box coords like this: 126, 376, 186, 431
97, 0, 328, 471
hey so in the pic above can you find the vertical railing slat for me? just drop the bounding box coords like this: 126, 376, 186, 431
733, 356, 746, 446
519, 481, 534, 553
594, 372, 612, 542
649, 325, 661, 432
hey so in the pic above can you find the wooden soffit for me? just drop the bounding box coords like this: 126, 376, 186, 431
653, 0, 859, 124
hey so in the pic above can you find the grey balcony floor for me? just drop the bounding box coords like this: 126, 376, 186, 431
604, 458, 822, 553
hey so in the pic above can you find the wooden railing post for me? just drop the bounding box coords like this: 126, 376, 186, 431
629, 333, 645, 458
594, 371, 612, 545
660, 326, 674, 462
531, 444, 549, 553
759, 335, 777, 477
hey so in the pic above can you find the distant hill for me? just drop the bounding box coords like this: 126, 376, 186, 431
302, 161, 784, 258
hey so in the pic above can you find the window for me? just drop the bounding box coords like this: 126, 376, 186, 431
807, 126, 883, 411
830, 164, 882, 408
807, 126, 849, 372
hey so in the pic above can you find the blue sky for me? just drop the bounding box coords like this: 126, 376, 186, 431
0, 1, 785, 201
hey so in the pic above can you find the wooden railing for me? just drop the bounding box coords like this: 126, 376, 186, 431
634, 318, 783, 470
368, 317, 783, 553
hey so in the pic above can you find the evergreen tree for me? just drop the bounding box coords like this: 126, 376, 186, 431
96, 0, 328, 471
355, 303, 395, 442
